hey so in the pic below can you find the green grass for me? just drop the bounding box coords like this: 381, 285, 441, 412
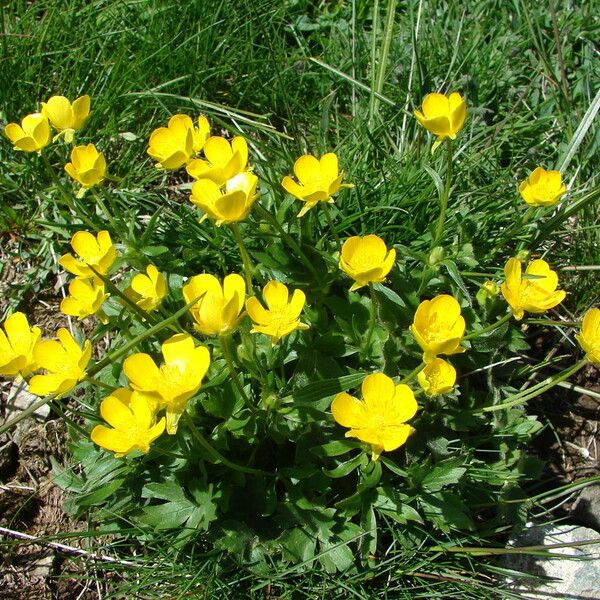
1, 0, 599, 597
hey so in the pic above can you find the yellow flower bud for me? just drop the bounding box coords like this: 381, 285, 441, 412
519, 167, 567, 207
410, 295, 466, 363
414, 92, 467, 153
417, 359, 457, 397
4, 113, 51, 152
339, 234, 396, 291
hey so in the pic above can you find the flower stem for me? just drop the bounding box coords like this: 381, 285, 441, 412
40, 151, 96, 230
463, 311, 512, 341
477, 359, 587, 414
362, 283, 378, 359
85, 376, 117, 392
231, 223, 253, 294
321, 202, 341, 253
399, 362, 425, 384
219, 334, 256, 415
184, 413, 268, 476
431, 139, 453, 249
93, 187, 121, 235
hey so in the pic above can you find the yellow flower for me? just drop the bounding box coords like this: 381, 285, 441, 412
59, 230, 117, 278
417, 358, 457, 397
28, 328, 91, 397
414, 92, 467, 153
147, 114, 198, 169
60, 278, 108, 319
123, 333, 210, 434
519, 167, 567, 207
4, 113, 51, 152
186, 135, 248, 185
410, 295, 466, 363
126, 265, 167, 312
189, 171, 259, 225
331, 373, 417, 460
91, 388, 166, 457
576, 307, 600, 365
182, 273, 245, 336
64, 143, 107, 189
246, 281, 310, 345
339, 234, 396, 291
0, 312, 41, 377
40, 94, 90, 143
281, 152, 353, 217
500, 257, 566, 321
481, 280, 498, 297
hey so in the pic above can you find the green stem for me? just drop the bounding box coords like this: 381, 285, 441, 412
184, 413, 268, 476
477, 359, 587, 414
431, 139, 453, 249
463, 312, 512, 341
362, 283, 378, 358
399, 362, 425, 385
321, 202, 341, 253
85, 376, 117, 392
40, 151, 96, 230
93, 187, 121, 235
231, 223, 253, 294
254, 203, 319, 280
219, 334, 256, 415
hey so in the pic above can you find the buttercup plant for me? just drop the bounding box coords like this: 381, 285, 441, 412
1, 87, 595, 586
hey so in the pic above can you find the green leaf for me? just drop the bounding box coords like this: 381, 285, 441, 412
421, 461, 467, 492
310, 439, 362, 458
288, 372, 365, 406
318, 537, 354, 573
419, 491, 475, 531
441, 260, 472, 305
281, 527, 316, 564
322, 453, 367, 478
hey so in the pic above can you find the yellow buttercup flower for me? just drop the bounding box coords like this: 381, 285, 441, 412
59, 230, 117, 278
414, 92, 467, 153
41, 94, 90, 142
126, 265, 167, 312
331, 373, 417, 460
519, 167, 567, 207
417, 358, 457, 397
246, 281, 309, 345
28, 328, 91, 397
0, 312, 41, 377
500, 258, 566, 321
64, 144, 107, 190
4, 113, 51, 152
189, 171, 259, 225
186, 135, 248, 185
281, 152, 353, 217
91, 388, 166, 458
576, 307, 600, 365
60, 278, 108, 319
147, 114, 198, 169
339, 234, 396, 291
123, 333, 210, 434
410, 295, 466, 363
182, 273, 245, 336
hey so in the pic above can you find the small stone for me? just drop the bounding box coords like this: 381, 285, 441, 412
503, 523, 600, 599
4, 380, 50, 422
573, 485, 600, 532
